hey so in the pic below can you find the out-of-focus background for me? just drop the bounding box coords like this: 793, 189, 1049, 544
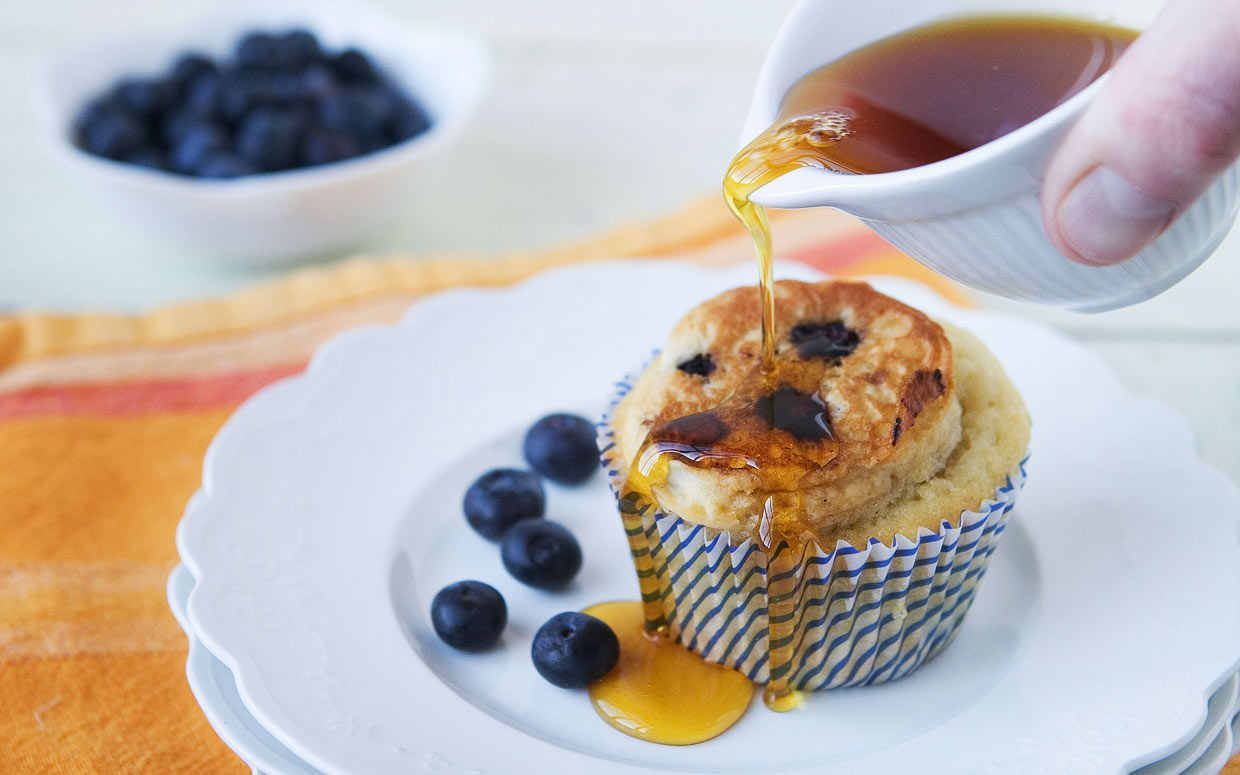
4, 0, 801, 308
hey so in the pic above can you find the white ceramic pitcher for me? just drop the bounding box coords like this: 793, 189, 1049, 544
742, 0, 1240, 311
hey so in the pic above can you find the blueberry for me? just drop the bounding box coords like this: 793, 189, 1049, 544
297, 64, 338, 101
123, 147, 167, 171
387, 96, 432, 143
220, 72, 276, 124
75, 102, 147, 159
168, 122, 228, 174
113, 76, 175, 120
269, 72, 300, 102
300, 127, 361, 166
275, 29, 322, 69
185, 73, 224, 119
462, 468, 545, 540
74, 95, 121, 129
195, 151, 257, 179
531, 612, 619, 688
355, 131, 391, 155
430, 581, 506, 652
236, 107, 305, 171
754, 386, 832, 441
523, 413, 598, 485
331, 47, 380, 83
788, 321, 860, 361
168, 52, 217, 92
159, 108, 201, 145
317, 86, 394, 137
236, 31, 280, 71
676, 353, 715, 377
501, 520, 583, 590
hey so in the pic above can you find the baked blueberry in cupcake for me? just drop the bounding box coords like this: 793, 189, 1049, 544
600, 279, 1029, 703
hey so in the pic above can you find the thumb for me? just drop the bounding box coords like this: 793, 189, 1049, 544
1042, 0, 1240, 266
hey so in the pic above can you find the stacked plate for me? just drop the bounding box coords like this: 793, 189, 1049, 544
173, 262, 1240, 775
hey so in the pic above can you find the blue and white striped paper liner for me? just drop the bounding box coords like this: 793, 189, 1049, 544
597, 363, 1028, 690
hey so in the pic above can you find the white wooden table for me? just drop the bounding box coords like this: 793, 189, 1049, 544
2, 0, 1238, 490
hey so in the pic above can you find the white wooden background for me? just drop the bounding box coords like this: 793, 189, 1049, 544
1, 0, 1237, 488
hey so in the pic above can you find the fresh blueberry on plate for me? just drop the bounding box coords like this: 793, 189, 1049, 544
463, 468, 545, 540
501, 520, 582, 590
430, 581, 506, 652
523, 413, 599, 485
531, 612, 620, 688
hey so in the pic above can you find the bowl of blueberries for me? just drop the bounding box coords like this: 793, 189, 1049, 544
31, 0, 489, 264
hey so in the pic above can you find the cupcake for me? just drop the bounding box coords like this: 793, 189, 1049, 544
599, 279, 1029, 700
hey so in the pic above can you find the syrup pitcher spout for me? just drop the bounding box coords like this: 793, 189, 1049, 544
740, 0, 1240, 311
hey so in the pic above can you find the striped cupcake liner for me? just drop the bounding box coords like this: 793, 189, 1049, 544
597, 362, 1028, 690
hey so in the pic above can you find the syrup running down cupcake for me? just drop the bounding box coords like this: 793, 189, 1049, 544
600, 279, 1030, 710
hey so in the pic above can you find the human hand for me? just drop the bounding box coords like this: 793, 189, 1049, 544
1042, 0, 1240, 266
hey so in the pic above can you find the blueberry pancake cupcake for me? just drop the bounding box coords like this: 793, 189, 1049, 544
600, 279, 1029, 697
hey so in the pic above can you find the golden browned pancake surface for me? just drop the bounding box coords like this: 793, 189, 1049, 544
613, 280, 1028, 545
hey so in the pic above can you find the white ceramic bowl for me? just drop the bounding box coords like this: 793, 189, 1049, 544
744, 0, 1240, 311
30, 0, 490, 265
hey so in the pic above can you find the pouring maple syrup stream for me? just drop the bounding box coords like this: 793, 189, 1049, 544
590, 13, 1136, 742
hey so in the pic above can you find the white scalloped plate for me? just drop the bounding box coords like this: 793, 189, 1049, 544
177, 261, 1240, 775
166, 560, 1240, 775
169, 555, 326, 775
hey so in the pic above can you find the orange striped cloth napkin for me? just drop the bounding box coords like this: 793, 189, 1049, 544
0, 199, 1208, 774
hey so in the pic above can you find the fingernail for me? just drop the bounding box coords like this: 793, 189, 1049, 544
1057, 166, 1175, 266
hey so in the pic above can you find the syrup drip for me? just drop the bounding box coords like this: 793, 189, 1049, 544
724, 110, 856, 375
618, 369, 839, 711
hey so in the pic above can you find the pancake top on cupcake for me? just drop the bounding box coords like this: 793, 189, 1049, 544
612, 280, 1027, 546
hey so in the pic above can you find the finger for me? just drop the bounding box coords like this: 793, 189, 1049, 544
1042, 0, 1240, 266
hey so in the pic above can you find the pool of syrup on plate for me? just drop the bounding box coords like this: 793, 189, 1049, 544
592, 13, 1137, 743
584, 601, 754, 744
